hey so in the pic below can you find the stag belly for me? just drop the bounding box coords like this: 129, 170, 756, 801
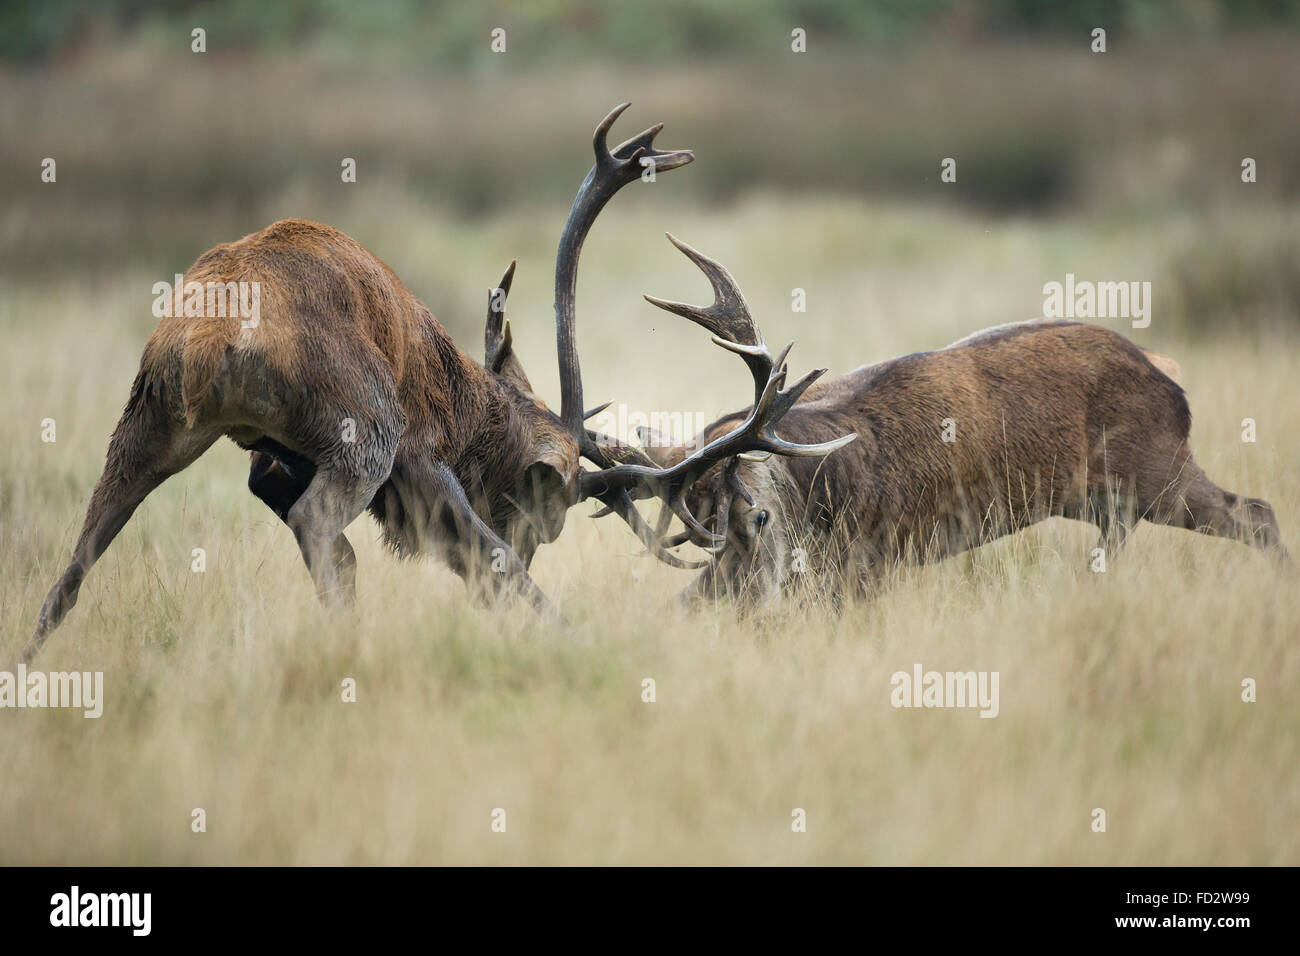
878, 475, 1074, 563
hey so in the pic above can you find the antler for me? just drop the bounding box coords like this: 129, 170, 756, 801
555, 102, 694, 467
484, 259, 516, 374
643, 234, 769, 405
549, 107, 851, 565
578, 234, 857, 549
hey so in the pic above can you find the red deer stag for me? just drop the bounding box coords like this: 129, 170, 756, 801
624, 237, 1291, 605
25, 105, 849, 661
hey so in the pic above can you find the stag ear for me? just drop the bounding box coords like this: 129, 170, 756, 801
518, 445, 578, 544
485, 260, 535, 394
517, 418, 582, 538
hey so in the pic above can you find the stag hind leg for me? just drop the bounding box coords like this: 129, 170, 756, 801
1141, 450, 1290, 563
26, 397, 219, 662
247, 450, 357, 601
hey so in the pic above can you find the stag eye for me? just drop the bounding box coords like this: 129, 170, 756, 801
755, 510, 769, 532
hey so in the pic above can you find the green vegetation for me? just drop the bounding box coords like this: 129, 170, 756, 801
5, 0, 1299, 64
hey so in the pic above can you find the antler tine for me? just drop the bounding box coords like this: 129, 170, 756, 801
671, 495, 724, 544
644, 547, 712, 571
645, 233, 763, 345
591, 102, 632, 166
577, 236, 858, 562
766, 431, 859, 457
652, 498, 675, 540
687, 453, 752, 553
606, 115, 695, 173
577, 365, 855, 540
589, 430, 662, 470
644, 233, 772, 405
592, 488, 713, 569
603, 487, 712, 570
622, 432, 729, 564
484, 259, 517, 373
728, 464, 755, 506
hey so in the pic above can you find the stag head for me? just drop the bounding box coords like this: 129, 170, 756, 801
576, 231, 856, 571
637, 416, 844, 606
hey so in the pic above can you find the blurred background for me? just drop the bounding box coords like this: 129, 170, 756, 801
4, 0, 1299, 376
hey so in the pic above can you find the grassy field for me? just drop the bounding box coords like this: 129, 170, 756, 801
1, 190, 1296, 864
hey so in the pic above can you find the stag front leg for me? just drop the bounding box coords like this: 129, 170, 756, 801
248, 451, 357, 602
421, 461, 556, 616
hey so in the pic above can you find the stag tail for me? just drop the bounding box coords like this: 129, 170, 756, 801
1140, 348, 1182, 385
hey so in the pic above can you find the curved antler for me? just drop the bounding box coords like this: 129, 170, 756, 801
550, 110, 849, 567
554, 103, 694, 467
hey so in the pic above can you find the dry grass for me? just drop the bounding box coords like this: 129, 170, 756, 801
1, 191, 1296, 864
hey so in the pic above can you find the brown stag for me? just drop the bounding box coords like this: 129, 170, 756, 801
626, 237, 1291, 605
25, 105, 850, 661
